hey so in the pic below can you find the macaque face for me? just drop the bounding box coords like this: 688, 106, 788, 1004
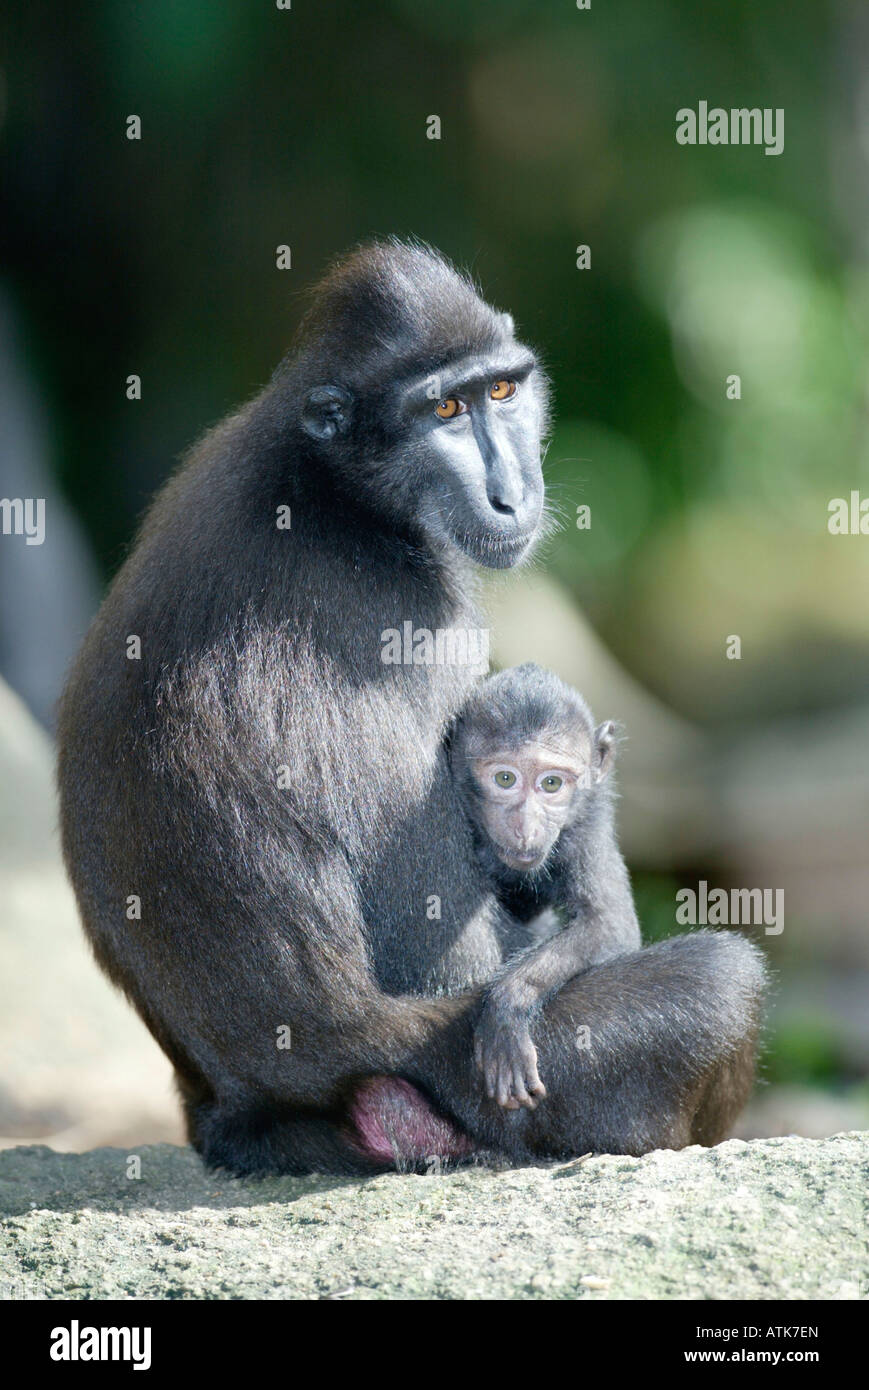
471, 741, 591, 871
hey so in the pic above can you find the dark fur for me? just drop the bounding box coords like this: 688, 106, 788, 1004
57, 240, 766, 1173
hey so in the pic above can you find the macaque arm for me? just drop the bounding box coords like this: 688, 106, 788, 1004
475, 886, 641, 1110
489, 910, 607, 1013
472, 918, 589, 1110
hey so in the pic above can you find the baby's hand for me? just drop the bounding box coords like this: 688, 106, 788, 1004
474, 1003, 546, 1110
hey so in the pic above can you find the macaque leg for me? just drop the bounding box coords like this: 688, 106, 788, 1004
410, 931, 767, 1160
187, 932, 764, 1174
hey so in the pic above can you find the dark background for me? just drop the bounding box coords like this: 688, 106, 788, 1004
2, 0, 867, 1139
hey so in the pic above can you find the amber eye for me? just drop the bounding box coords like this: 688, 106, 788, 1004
435, 397, 462, 419
494, 770, 517, 789
490, 379, 516, 401
540, 775, 563, 793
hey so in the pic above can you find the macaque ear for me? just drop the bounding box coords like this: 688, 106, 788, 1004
593, 720, 617, 781
300, 385, 353, 442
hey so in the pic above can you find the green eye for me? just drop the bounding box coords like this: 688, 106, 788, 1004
494, 770, 516, 789
541, 775, 563, 793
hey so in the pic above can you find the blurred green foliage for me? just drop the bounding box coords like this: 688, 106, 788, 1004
765, 1017, 858, 1087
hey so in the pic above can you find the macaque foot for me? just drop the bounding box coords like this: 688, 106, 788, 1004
474, 1009, 547, 1110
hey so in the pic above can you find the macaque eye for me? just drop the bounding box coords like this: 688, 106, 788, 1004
540, 775, 563, 793
435, 397, 465, 419
490, 379, 517, 401
493, 770, 517, 789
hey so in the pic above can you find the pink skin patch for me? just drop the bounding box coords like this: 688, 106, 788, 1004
349, 1077, 475, 1166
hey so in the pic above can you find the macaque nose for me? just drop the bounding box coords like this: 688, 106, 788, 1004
484, 455, 523, 517
511, 816, 541, 850
487, 489, 517, 516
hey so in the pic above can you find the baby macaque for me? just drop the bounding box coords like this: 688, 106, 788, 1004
451, 664, 641, 1111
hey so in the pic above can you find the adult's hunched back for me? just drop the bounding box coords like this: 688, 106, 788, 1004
57, 241, 766, 1174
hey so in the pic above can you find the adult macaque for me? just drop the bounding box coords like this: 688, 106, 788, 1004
451, 664, 641, 1111
58, 241, 766, 1173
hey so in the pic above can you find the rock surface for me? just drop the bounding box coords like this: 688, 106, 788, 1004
1, 1134, 864, 1301
0, 676, 182, 1151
